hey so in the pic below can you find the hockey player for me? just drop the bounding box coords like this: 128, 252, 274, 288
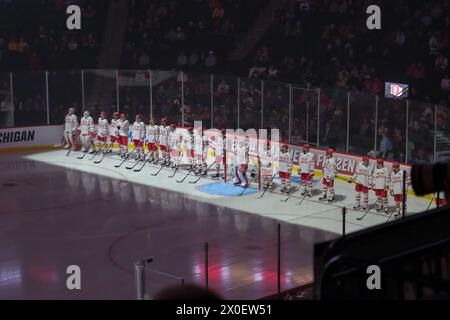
168, 123, 181, 168
132, 114, 146, 161
319, 149, 337, 202
371, 158, 390, 213
79, 110, 95, 153
390, 162, 408, 217
108, 112, 120, 153
259, 140, 274, 190
117, 113, 130, 158
183, 127, 195, 170
145, 117, 159, 163
211, 129, 226, 179
278, 143, 292, 193
194, 128, 208, 175
64, 108, 78, 150
348, 156, 371, 210
298, 144, 315, 197
233, 136, 250, 187
96, 111, 109, 152
158, 117, 170, 165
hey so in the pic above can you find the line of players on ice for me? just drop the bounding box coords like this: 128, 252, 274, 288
64, 108, 409, 217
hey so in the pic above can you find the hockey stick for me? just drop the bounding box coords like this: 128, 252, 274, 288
239, 171, 258, 196
280, 186, 299, 203
114, 146, 137, 168
127, 148, 152, 170
176, 164, 198, 183
258, 171, 279, 199
356, 200, 378, 221
426, 194, 435, 211
168, 153, 185, 178
133, 151, 154, 172
89, 141, 107, 160
77, 150, 89, 160
189, 161, 215, 184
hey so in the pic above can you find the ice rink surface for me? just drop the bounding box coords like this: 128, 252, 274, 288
0, 149, 432, 299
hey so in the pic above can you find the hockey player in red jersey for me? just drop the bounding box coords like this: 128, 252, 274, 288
64, 107, 78, 150
389, 162, 409, 217
319, 149, 337, 202
132, 114, 146, 161
107, 112, 120, 153
298, 144, 315, 197
348, 156, 371, 210
371, 158, 390, 213
96, 111, 109, 152
117, 113, 130, 158
278, 143, 292, 193
145, 117, 159, 163
184, 127, 195, 170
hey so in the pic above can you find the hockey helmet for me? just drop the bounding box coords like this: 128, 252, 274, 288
112, 112, 119, 118
281, 143, 289, 151
326, 149, 334, 155
170, 123, 177, 129
220, 128, 226, 135
393, 162, 400, 169
187, 126, 193, 132
100, 111, 107, 118
161, 117, 167, 124
362, 156, 369, 163
120, 113, 126, 119
135, 114, 143, 120
303, 143, 310, 150
83, 110, 90, 117
377, 158, 384, 166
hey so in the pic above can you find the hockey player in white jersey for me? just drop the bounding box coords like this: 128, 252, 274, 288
260, 141, 274, 190
390, 162, 409, 217
319, 149, 337, 202
168, 123, 181, 168
371, 158, 390, 213
278, 143, 292, 193
194, 128, 208, 175
107, 112, 120, 153
158, 117, 170, 165
348, 156, 371, 210
233, 136, 250, 187
79, 110, 95, 153
117, 113, 130, 158
183, 126, 195, 170
95, 111, 109, 152
145, 118, 159, 163
211, 129, 226, 179
64, 108, 78, 150
132, 114, 146, 161
298, 144, 315, 197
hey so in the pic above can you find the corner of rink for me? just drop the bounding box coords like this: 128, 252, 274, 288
21, 149, 434, 235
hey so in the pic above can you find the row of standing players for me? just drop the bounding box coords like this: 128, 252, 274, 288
64, 108, 408, 217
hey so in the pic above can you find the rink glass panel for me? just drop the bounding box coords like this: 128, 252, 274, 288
318, 88, 348, 153
183, 72, 212, 128
0, 73, 13, 128
436, 105, 450, 162
213, 75, 238, 130
407, 100, 435, 163
239, 78, 262, 131
48, 70, 83, 125
291, 87, 319, 146
377, 97, 407, 162
118, 70, 151, 121
348, 92, 377, 156
262, 80, 290, 143
83, 70, 117, 119
151, 71, 183, 125
12, 71, 47, 126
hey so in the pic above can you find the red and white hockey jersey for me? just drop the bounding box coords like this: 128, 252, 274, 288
298, 152, 314, 174
168, 129, 180, 150
80, 116, 94, 135
235, 139, 249, 166
132, 121, 145, 141
117, 119, 129, 137
97, 118, 109, 137
110, 118, 119, 137
390, 170, 409, 195
65, 114, 78, 133
352, 162, 371, 187
158, 125, 169, 146
145, 124, 158, 143
323, 157, 337, 180
278, 150, 292, 173
372, 167, 389, 190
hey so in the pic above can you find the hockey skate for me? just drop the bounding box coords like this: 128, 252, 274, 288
211, 173, 220, 179
170, 162, 176, 169
300, 189, 306, 196
307, 191, 312, 198
318, 194, 327, 201
376, 205, 383, 212
328, 196, 335, 203
353, 203, 361, 210
194, 168, 201, 175
64, 144, 71, 150
201, 170, 207, 176
393, 209, 401, 217
384, 207, 389, 214
362, 205, 368, 210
